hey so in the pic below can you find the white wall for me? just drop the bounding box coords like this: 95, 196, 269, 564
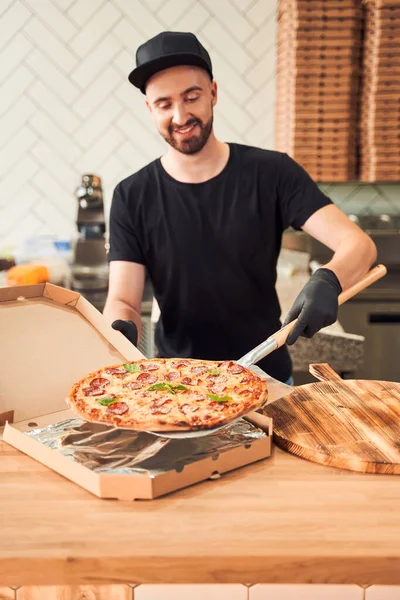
0, 0, 399, 252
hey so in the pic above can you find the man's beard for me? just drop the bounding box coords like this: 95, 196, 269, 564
163, 114, 213, 155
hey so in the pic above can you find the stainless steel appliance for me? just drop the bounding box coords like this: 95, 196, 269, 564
70, 174, 109, 311
283, 214, 400, 382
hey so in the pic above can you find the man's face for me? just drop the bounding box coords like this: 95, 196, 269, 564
145, 66, 217, 155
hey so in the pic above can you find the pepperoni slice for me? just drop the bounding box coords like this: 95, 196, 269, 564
165, 371, 180, 381
83, 387, 105, 396
136, 373, 157, 384
239, 388, 253, 396
180, 404, 199, 414
208, 401, 227, 412
123, 381, 144, 390
191, 391, 207, 402
105, 367, 129, 379
239, 385, 255, 394
208, 386, 228, 395
239, 388, 261, 399
219, 361, 231, 369
181, 377, 200, 386
171, 359, 190, 368
106, 402, 129, 415
206, 374, 227, 384
190, 365, 208, 375
227, 362, 244, 375
137, 391, 152, 399
140, 362, 160, 372
240, 375, 257, 384
152, 396, 171, 408
90, 377, 109, 388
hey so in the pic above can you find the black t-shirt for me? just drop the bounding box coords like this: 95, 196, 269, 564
108, 143, 332, 382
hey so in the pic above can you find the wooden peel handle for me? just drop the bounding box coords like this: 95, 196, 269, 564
273, 264, 387, 348
337, 264, 387, 305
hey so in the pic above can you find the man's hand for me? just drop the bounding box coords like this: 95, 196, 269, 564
112, 319, 138, 347
282, 268, 342, 345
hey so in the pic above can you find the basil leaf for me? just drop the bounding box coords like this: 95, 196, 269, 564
97, 397, 119, 406
147, 382, 187, 394
147, 383, 169, 391
207, 394, 232, 403
123, 363, 140, 373
207, 369, 220, 375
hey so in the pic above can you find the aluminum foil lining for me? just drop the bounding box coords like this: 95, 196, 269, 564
25, 418, 267, 476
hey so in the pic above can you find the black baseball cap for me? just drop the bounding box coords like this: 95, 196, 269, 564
128, 31, 213, 94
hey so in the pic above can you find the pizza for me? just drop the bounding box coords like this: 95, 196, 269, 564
67, 358, 268, 432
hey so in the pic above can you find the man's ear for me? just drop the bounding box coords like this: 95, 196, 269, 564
145, 98, 152, 114
211, 81, 218, 107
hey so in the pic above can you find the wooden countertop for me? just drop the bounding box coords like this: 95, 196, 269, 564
1, 437, 400, 587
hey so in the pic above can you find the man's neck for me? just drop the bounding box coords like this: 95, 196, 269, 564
160, 135, 230, 184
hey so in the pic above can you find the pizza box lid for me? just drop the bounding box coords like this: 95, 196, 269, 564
0, 283, 290, 501
0, 282, 142, 423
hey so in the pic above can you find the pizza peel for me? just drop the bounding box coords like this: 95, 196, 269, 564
148, 264, 387, 440
263, 362, 400, 474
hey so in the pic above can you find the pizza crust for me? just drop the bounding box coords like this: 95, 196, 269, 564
67, 358, 268, 432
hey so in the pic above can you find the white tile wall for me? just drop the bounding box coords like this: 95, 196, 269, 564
249, 584, 365, 600
365, 587, 400, 600
134, 584, 248, 600
0, 0, 399, 252
15, 584, 133, 599
4, 585, 400, 599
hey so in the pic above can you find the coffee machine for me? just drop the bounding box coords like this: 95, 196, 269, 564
70, 174, 109, 311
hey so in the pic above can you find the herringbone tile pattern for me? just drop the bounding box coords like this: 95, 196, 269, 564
0, 0, 399, 249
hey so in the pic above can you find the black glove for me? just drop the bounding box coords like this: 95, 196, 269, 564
282, 268, 342, 346
111, 319, 138, 347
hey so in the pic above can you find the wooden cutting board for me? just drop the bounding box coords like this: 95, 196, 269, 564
264, 363, 400, 474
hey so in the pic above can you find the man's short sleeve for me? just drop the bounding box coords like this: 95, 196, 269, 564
277, 153, 333, 231
107, 184, 146, 264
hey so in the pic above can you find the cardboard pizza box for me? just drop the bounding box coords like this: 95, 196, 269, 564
277, 57, 361, 69
275, 112, 358, 122
279, 0, 361, 6
278, 0, 361, 8
277, 36, 362, 48
276, 95, 358, 106
0, 284, 289, 501
293, 48, 362, 58
278, 20, 363, 31
278, 6, 363, 18
276, 81, 359, 93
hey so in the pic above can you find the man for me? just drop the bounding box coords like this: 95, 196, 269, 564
104, 31, 376, 385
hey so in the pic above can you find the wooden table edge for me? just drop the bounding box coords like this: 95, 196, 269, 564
1, 555, 400, 587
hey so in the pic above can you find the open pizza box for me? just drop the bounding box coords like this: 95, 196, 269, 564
0, 283, 292, 500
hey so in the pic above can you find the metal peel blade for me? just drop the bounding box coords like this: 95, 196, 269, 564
238, 263, 387, 368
